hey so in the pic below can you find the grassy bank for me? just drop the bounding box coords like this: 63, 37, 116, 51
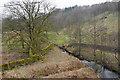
1, 46, 99, 78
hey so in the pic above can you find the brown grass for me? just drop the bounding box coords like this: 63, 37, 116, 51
1, 47, 99, 78
1, 51, 29, 64
42, 68, 99, 78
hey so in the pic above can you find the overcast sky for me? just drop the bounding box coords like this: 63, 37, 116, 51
0, 0, 113, 14
48, 0, 112, 8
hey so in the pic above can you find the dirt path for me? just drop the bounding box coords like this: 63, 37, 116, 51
1, 46, 99, 78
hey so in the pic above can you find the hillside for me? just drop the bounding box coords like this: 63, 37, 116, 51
49, 12, 118, 47
1, 46, 99, 78
1, 1, 119, 78
58, 12, 119, 75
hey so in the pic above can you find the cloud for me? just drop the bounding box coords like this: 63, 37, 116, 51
112, 0, 120, 2
48, 0, 112, 9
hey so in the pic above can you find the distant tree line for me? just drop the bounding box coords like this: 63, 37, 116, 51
50, 2, 118, 31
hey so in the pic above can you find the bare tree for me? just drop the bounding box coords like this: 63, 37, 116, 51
4, 0, 55, 56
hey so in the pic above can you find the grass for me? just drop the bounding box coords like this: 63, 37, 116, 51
48, 32, 69, 46
3, 47, 98, 78
68, 11, 118, 45
104, 13, 118, 34
81, 35, 94, 43
37, 70, 43, 76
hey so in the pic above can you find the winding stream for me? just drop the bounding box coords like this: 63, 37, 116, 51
58, 46, 120, 78
81, 60, 120, 78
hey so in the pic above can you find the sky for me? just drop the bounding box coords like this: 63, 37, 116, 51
48, 0, 112, 8
0, 0, 113, 14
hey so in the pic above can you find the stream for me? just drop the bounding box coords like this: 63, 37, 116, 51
58, 46, 120, 79
81, 60, 120, 78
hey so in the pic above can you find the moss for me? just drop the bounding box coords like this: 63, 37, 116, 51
25, 58, 32, 65
29, 48, 33, 57
16, 59, 25, 66
42, 43, 53, 51
1, 63, 9, 71
30, 54, 39, 63
9, 61, 16, 69
41, 55, 46, 63
1, 46, 51, 71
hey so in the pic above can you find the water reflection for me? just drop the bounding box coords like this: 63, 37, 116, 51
81, 60, 120, 78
